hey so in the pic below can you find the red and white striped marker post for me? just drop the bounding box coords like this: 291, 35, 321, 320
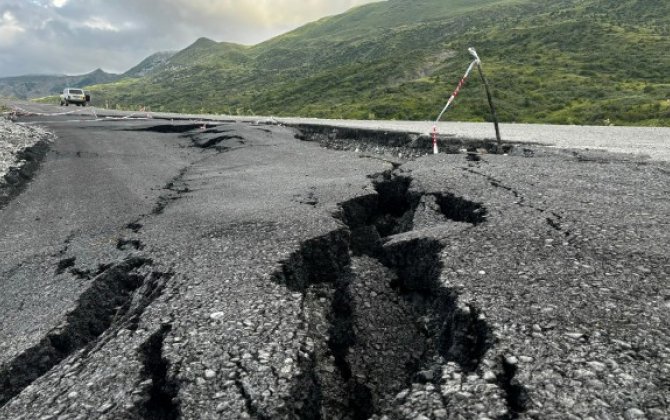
435, 58, 477, 125
432, 51, 479, 154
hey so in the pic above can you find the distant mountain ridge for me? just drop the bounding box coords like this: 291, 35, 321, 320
0, 49, 178, 99
33, 0, 670, 125
0, 69, 120, 100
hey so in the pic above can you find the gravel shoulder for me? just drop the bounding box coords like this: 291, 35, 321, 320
0, 117, 54, 208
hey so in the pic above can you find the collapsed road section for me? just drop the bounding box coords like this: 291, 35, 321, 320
271, 169, 522, 419
294, 124, 516, 160
0, 258, 172, 407
0, 115, 668, 419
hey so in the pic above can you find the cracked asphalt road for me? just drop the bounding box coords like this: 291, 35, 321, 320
0, 105, 669, 419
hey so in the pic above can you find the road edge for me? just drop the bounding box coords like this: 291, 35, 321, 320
0, 121, 54, 210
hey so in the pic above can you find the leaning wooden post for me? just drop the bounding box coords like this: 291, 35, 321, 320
468, 48, 502, 153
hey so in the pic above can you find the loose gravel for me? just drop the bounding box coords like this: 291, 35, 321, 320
0, 117, 53, 206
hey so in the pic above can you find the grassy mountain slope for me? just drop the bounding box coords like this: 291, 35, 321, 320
124, 51, 176, 78
89, 0, 670, 126
0, 69, 119, 100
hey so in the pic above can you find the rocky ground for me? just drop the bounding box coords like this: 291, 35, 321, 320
0, 116, 53, 208
0, 108, 668, 419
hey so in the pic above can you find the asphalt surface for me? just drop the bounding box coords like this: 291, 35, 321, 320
8, 100, 670, 161
0, 103, 669, 419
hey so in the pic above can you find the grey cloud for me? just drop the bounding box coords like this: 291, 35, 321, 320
0, 0, 378, 77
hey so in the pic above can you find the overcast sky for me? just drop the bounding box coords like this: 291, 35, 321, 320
0, 0, 378, 78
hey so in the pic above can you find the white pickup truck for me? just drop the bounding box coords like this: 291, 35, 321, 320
59, 88, 88, 106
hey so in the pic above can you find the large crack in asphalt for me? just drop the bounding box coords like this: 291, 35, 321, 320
141, 122, 252, 216
498, 356, 530, 418
127, 122, 248, 154
463, 166, 570, 238
1, 122, 534, 417
0, 121, 199, 415
270, 169, 525, 419
294, 124, 514, 161
136, 324, 181, 420
132, 123, 209, 134
153, 167, 190, 215
191, 133, 245, 151
0, 257, 174, 409
187, 128, 247, 153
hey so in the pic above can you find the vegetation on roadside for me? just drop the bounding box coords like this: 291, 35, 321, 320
80, 0, 670, 125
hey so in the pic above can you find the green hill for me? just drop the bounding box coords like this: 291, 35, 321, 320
88, 0, 670, 126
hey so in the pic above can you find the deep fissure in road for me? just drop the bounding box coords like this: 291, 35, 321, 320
0, 257, 170, 408
498, 356, 530, 418
128, 122, 247, 153
294, 124, 514, 160
133, 124, 208, 134
153, 168, 189, 215
271, 169, 508, 418
186, 125, 247, 152
136, 324, 181, 420
192, 134, 245, 151
55, 256, 76, 274
117, 238, 144, 251
433, 192, 488, 226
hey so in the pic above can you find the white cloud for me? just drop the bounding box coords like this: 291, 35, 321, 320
83, 17, 120, 32
0, 11, 25, 48
51, 0, 69, 8
162, 0, 376, 28
1, 11, 18, 23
